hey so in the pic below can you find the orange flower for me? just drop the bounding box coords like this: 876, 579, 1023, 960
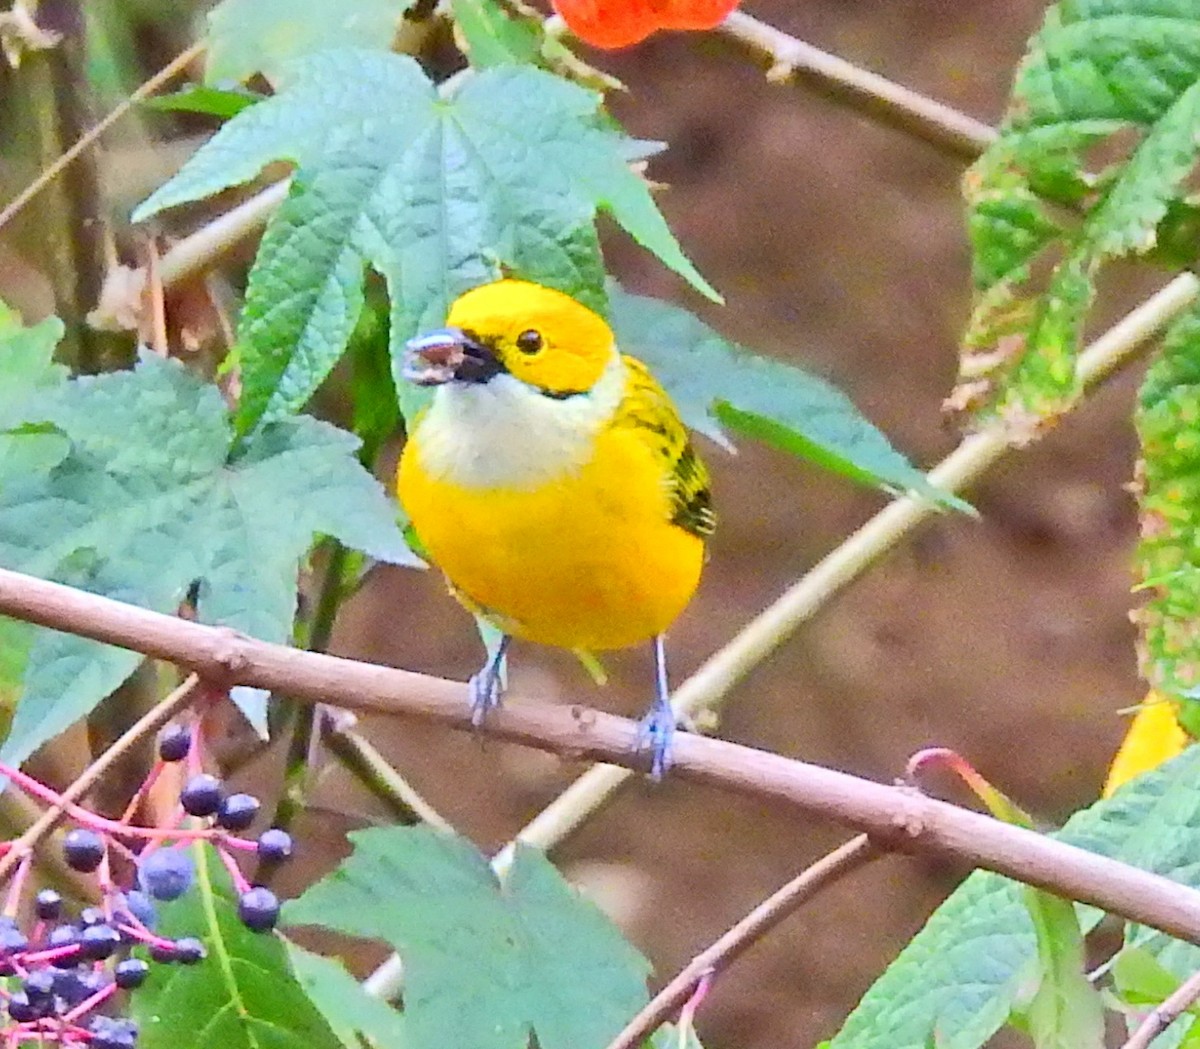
552, 0, 738, 49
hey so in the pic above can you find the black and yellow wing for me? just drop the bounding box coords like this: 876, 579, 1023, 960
612, 356, 716, 540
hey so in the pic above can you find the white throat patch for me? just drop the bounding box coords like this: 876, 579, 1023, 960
413, 352, 626, 489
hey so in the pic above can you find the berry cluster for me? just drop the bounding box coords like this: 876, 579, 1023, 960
0, 719, 296, 1047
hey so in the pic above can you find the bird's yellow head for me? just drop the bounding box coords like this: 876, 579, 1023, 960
403, 279, 617, 397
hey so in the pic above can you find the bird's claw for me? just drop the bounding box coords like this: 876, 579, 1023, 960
468, 668, 505, 727
636, 700, 678, 781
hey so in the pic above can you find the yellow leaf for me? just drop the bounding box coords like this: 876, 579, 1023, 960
1103, 692, 1189, 798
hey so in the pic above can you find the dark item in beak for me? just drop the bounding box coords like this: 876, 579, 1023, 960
402, 327, 504, 386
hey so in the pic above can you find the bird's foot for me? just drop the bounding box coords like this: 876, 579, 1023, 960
468, 667, 505, 727
636, 696, 678, 781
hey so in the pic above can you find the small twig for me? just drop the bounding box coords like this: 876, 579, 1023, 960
322, 712, 456, 832
156, 179, 290, 290
715, 11, 993, 161
0, 674, 205, 883
1121, 967, 1200, 1049
605, 834, 880, 1049
0, 41, 205, 233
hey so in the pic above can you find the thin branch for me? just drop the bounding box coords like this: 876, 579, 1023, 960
0, 674, 205, 883
489, 272, 1200, 874
0, 41, 205, 233
1121, 966, 1200, 1049
605, 834, 880, 1049
714, 11, 994, 161
156, 180, 290, 289
321, 709, 456, 832
6, 573, 1200, 945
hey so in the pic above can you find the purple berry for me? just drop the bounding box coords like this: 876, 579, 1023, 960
79, 906, 105, 927
8, 991, 40, 1022
115, 890, 157, 931
256, 829, 293, 863
63, 828, 105, 872
174, 937, 205, 964
137, 847, 194, 901
34, 889, 62, 921
22, 969, 55, 1006
0, 923, 28, 956
47, 923, 81, 967
180, 774, 223, 817
80, 923, 121, 960
237, 887, 280, 932
148, 940, 177, 963
114, 957, 149, 990
89, 1016, 137, 1049
157, 724, 191, 762
216, 793, 260, 832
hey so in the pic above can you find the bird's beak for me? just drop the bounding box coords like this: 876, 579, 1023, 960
402, 327, 502, 386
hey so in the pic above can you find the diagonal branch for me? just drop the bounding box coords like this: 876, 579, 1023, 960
605, 834, 881, 1049
715, 11, 994, 160
1121, 965, 1200, 1049
5, 568, 1200, 945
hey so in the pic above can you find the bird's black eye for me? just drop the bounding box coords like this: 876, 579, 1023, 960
515, 329, 543, 354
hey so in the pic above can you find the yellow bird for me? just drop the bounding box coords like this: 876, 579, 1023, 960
397, 279, 715, 777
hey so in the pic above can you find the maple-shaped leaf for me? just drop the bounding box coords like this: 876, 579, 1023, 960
133, 50, 716, 435
285, 826, 650, 1049
205, 0, 412, 85
0, 354, 418, 764
130, 845, 343, 1049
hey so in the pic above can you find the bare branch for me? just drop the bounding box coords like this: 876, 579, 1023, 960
718, 11, 994, 160
321, 709, 456, 832
1121, 966, 1200, 1049
605, 835, 880, 1049
0, 41, 205, 233
4, 571, 1200, 945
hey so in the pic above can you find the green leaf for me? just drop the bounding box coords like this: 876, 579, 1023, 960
957, 0, 1200, 427
1019, 887, 1104, 1049
1112, 945, 1185, 1007
205, 0, 412, 85
284, 942, 409, 1049
607, 286, 969, 510
0, 617, 30, 711
144, 85, 263, 120
131, 844, 342, 1049
0, 300, 66, 429
133, 51, 717, 434
451, 0, 542, 67
827, 744, 1200, 1049
284, 826, 650, 1049
1135, 301, 1200, 698
0, 354, 418, 764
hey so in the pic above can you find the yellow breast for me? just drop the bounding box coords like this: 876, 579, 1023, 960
397, 367, 705, 651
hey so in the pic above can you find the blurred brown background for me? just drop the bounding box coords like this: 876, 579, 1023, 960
0, 0, 1147, 1045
